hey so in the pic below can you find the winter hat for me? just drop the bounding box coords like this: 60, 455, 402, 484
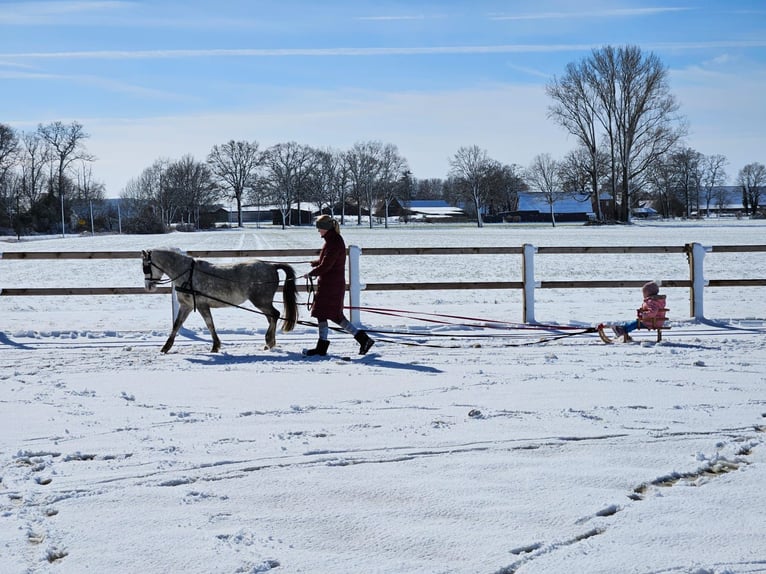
642, 281, 660, 297
315, 215, 338, 231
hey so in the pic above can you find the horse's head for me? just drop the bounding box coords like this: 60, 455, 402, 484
142, 249, 164, 292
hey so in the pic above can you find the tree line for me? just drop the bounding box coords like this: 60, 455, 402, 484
1, 45, 763, 236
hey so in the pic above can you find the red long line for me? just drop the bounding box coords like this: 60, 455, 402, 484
345, 305, 586, 331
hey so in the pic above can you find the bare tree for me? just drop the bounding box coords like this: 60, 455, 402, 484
646, 155, 679, 218
19, 131, 50, 207
0, 124, 20, 233
414, 178, 446, 200
738, 162, 766, 215
37, 121, 95, 234
309, 147, 347, 218
345, 141, 384, 228
37, 121, 94, 200
526, 153, 564, 227
700, 154, 728, 217
449, 145, 496, 228
0, 123, 19, 182
74, 160, 105, 202
263, 142, 316, 229
207, 140, 262, 227
377, 143, 408, 228
165, 155, 218, 227
483, 163, 525, 216
670, 148, 703, 218
548, 45, 685, 222
122, 158, 176, 226
547, 62, 605, 220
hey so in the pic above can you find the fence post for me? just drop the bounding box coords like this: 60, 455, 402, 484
687, 242, 710, 320
522, 243, 537, 323
348, 245, 362, 326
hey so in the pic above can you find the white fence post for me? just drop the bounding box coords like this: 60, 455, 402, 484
687, 242, 710, 320
348, 245, 363, 326
522, 243, 537, 324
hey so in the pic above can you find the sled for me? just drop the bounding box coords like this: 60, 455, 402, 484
598, 298, 670, 344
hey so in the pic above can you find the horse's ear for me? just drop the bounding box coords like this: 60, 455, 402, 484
142, 249, 149, 257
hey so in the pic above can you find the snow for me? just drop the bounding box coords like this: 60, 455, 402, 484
1, 220, 766, 574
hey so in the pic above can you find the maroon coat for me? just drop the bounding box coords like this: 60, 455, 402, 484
308, 229, 346, 321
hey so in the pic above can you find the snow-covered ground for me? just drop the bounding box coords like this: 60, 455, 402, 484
1, 220, 765, 574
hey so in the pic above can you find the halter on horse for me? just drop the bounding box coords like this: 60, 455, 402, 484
142, 248, 297, 353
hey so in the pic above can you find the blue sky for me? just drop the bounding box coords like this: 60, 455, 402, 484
2, 0, 765, 196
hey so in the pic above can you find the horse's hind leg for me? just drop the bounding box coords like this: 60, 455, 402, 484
198, 305, 222, 353
259, 304, 280, 349
162, 305, 192, 353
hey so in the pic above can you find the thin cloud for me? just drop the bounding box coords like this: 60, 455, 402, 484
4, 40, 766, 61
354, 15, 429, 21
0, 69, 192, 101
0, 1, 132, 24
0, 60, 37, 70
489, 7, 692, 21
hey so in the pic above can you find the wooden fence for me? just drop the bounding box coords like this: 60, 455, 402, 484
2, 243, 766, 324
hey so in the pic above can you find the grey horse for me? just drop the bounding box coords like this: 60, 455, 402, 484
142, 248, 298, 353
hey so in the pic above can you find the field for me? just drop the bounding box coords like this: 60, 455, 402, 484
1, 220, 766, 574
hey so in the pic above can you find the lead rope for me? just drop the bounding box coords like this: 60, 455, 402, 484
176, 259, 197, 312
305, 275, 315, 312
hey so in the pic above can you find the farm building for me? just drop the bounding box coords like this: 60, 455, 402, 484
501, 192, 595, 223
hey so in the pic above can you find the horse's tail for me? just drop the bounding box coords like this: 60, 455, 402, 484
275, 263, 298, 332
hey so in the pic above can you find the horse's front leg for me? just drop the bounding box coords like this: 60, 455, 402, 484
162, 305, 192, 353
198, 305, 222, 353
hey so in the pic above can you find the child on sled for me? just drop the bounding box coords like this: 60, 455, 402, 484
611, 281, 667, 341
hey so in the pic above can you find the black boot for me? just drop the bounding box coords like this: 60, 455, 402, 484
354, 331, 375, 355
303, 339, 330, 356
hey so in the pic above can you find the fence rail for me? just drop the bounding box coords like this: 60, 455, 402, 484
2, 244, 766, 323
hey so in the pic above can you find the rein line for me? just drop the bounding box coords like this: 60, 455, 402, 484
145, 254, 595, 348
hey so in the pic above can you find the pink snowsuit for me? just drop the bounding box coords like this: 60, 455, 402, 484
637, 295, 668, 329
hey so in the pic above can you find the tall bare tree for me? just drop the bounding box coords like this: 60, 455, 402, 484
547, 62, 605, 219
700, 154, 728, 217
165, 155, 218, 227
19, 131, 50, 207
377, 143, 408, 228
37, 121, 94, 201
449, 145, 496, 228
263, 142, 316, 229
646, 155, 680, 218
207, 140, 262, 227
526, 153, 564, 227
345, 141, 384, 227
670, 148, 703, 218
122, 158, 176, 226
309, 148, 347, 218
37, 121, 94, 234
548, 45, 685, 222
